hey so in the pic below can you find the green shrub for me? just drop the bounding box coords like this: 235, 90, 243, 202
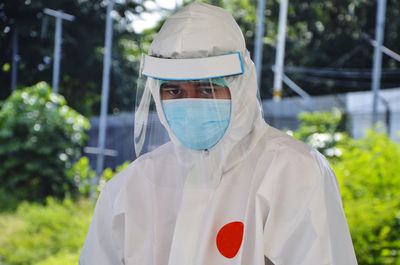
333, 131, 400, 265
0, 188, 19, 212
0, 198, 93, 265
33, 251, 79, 265
66, 156, 95, 197
293, 108, 349, 161
94, 161, 130, 196
0, 157, 131, 265
100, 161, 130, 183
294, 110, 400, 264
0, 82, 90, 201
67, 157, 130, 197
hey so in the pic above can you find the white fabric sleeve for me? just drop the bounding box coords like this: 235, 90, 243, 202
261, 149, 358, 265
79, 185, 124, 265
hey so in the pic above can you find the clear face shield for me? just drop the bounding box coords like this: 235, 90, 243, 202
134, 53, 244, 158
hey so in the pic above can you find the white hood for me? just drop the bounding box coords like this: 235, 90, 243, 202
146, 1, 265, 188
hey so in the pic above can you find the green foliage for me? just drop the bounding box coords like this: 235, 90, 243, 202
293, 108, 349, 160
34, 251, 79, 265
0, 155, 131, 264
0, 198, 93, 265
0, 159, 130, 265
67, 156, 130, 197
97, 161, 130, 196
294, 110, 400, 264
333, 131, 400, 265
0, 188, 19, 212
100, 161, 131, 183
0, 82, 90, 201
66, 156, 95, 197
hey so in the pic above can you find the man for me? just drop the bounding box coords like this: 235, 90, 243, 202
80, 2, 358, 265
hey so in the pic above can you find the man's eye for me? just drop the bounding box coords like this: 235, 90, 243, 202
170, 89, 181, 95
197, 85, 214, 95
201, 88, 214, 95
163, 88, 182, 96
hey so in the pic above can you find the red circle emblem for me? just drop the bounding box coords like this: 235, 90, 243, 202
216, 221, 244, 259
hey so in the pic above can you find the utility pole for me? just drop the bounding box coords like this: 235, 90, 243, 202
11, 28, 19, 91
273, 0, 288, 101
371, 0, 387, 126
43, 8, 75, 94
90, 0, 115, 200
254, 0, 267, 88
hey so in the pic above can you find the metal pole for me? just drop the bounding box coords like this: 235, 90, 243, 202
43, 8, 74, 94
379, 96, 391, 136
11, 28, 19, 91
52, 15, 62, 93
91, 0, 114, 199
254, 0, 266, 89
371, 0, 386, 126
367, 36, 400, 63
282, 74, 311, 101
273, 0, 288, 101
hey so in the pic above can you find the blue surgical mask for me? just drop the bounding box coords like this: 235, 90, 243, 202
162, 99, 231, 150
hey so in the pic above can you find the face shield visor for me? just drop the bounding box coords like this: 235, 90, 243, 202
134, 52, 244, 158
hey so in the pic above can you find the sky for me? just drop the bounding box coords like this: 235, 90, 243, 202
131, 0, 183, 33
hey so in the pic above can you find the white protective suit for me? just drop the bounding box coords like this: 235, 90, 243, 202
80, 2, 358, 265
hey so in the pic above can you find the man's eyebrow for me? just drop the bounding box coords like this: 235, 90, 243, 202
197, 82, 227, 88
160, 82, 180, 88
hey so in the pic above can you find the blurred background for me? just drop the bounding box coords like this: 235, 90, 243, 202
0, 0, 399, 264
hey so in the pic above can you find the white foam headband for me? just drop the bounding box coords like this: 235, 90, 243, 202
141, 52, 244, 80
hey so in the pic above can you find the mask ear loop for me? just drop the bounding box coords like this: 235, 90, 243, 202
134, 80, 151, 157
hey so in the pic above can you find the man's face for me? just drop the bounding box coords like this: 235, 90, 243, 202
160, 80, 231, 100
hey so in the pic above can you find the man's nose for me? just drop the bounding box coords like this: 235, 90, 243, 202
185, 84, 200, 98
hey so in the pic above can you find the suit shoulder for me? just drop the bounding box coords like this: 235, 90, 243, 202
262, 125, 315, 158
